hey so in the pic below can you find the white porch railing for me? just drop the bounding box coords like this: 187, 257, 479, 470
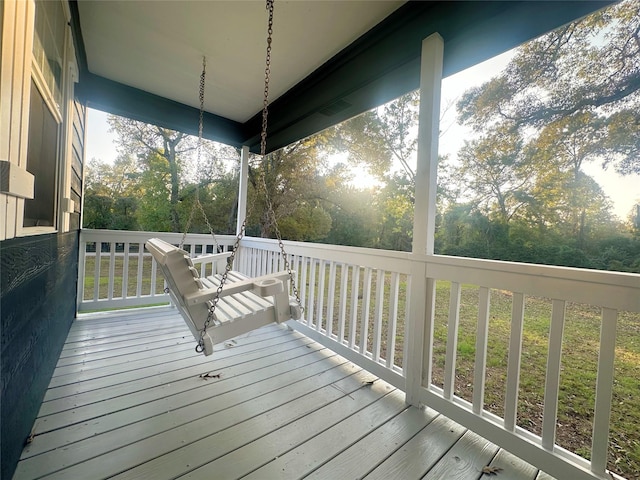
77, 229, 639, 480
77, 229, 237, 312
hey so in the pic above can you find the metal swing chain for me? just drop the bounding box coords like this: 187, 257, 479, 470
258, 170, 303, 311
197, 0, 306, 353
179, 56, 221, 254
256, 0, 304, 316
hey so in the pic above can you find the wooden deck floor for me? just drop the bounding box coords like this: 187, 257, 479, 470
14, 307, 551, 480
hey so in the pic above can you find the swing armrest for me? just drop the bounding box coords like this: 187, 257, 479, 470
190, 251, 232, 265
183, 271, 291, 306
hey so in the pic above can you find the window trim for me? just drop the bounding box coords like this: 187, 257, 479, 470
20, 0, 77, 236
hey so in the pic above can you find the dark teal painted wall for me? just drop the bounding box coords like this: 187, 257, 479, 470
1, 231, 79, 480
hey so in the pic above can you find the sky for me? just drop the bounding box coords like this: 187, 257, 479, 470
85, 49, 639, 222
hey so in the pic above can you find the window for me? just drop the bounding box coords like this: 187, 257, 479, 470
24, 80, 59, 227
24, 0, 70, 231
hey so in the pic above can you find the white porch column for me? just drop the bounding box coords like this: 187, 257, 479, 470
236, 145, 250, 235
405, 33, 444, 406
412, 33, 443, 256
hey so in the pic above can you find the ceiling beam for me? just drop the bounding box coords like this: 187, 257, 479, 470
76, 73, 246, 147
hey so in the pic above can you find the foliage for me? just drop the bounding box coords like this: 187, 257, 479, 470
84, 117, 236, 233
435, 0, 640, 271
245, 136, 334, 241
457, 0, 640, 175
330, 91, 419, 182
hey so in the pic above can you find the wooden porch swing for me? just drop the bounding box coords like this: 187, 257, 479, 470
147, 0, 303, 356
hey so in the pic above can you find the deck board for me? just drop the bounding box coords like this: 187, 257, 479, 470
422, 430, 499, 480
14, 307, 547, 480
302, 403, 437, 480
364, 414, 467, 479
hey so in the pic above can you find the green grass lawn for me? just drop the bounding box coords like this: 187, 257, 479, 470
83, 256, 639, 478
83, 256, 167, 300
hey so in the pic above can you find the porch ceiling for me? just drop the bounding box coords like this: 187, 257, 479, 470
71, 0, 613, 153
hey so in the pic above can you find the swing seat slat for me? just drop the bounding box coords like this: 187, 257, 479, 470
146, 238, 302, 356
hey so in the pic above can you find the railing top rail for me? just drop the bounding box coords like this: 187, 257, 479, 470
419, 252, 640, 288
238, 236, 414, 273
420, 253, 640, 312
80, 229, 238, 244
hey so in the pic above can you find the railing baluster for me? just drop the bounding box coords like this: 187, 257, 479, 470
308, 259, 317, 328
444, 281, 462, 400
77, 240, 87, 307
263, 250, 268, 274
249, 247, 255, 276
372, 269, 385, 362
292, 254, 300, 296
107, 242, 116, 300
349, 265, 360, 349
122, 242, 130, 300
359, 267, 373, 354
93, 242, 102, 302
316, 260, 326, 332
338, 264, 348, 343
591, 307, 618, 475
386, 272, 400, 369
136, 242, 144, 298
249, 248, 257, 277
542, 299, 566, 450
150, 255, 158, 296
265, 249, 271, 273
405, 274, 421, 381
199, 254, 206, 277
505, 292, 525, 432
262, 249, 267, 275
300, 257, 309, 323
244, 247, 252, 275
255, 247, 260, 276
326, 261, 337, 338
473, 286, 491, 414
236, 246, 245, 274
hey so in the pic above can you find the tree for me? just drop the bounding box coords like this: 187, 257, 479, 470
83, 156, 141, 230
246, 137, 333, 241
376, 173, 415, 251
321, 185, 381, 248
455, 129, 533, 225
330, 91, 419, 182
135, 152, 173, 232
106, 115, 233, 233
108, 117, 192, 232
457, 0, 640, 175
322, 91, 423, 250
442, 0, 638, 270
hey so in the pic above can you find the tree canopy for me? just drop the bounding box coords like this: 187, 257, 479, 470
457, 0, 640, 175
